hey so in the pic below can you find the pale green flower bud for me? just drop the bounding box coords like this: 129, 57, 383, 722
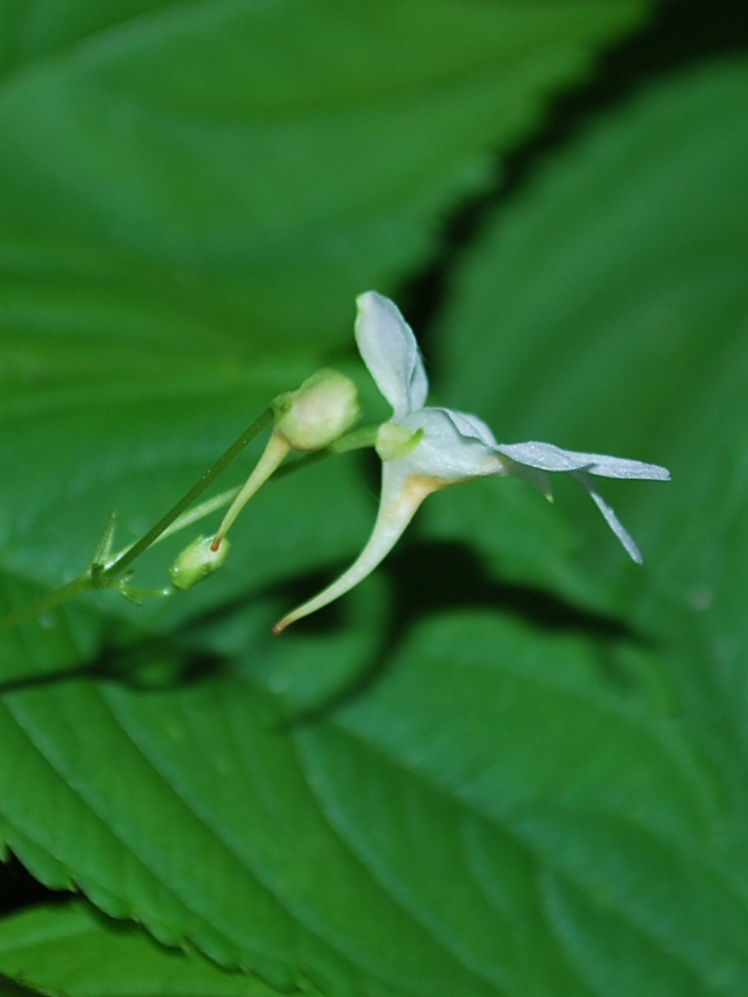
375, 423, 423, 461
273, 368, 359, 452
169, 535, 230, 591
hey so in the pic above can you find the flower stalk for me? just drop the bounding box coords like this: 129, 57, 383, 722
209, 368, 360, 552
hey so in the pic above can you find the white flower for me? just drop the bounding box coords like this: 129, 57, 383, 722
273, 292, 670, 633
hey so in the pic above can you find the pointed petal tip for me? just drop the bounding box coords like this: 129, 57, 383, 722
355, 289, 378, 309
631, 463, 671, 482
594, 457, 671, 481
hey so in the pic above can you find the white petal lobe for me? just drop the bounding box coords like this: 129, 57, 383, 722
355, 291, 428, 419
274, 463, 433, 633
439, 408, 500, 448
496, 441, 670, 480
573, 471, 643, 563
400, 408, 505, 481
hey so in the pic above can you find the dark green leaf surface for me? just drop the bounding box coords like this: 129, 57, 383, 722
11, 5, 745, 997
3, 598, 744, 996
300, 610, 745, 996
431, 58, 748, 594
0, 901, 309, 997
426, 58, 748, 992
0, 976, 43, 997
0, 0, 649, 621
0, 0, 647, 349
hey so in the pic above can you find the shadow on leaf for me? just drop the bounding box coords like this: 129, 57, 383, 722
278, 539, 647, 725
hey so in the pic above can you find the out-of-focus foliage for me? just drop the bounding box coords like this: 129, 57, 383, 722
0, 901, 298, 997
431, 58, 748, 598
1, 2, 747, 997
0, 0, 648, 619
0, 0, 644, 346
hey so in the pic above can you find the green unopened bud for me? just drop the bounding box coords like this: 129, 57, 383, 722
169, 535, 230, 591
274, 368, 360, 451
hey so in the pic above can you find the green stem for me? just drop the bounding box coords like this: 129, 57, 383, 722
106, 486, 241, 565
102, 428, 379, 564
101, 407, 273, 582
0, 409, 272, 635
272, 424, 379, 480
0, 412, 373, 635
154, 486, 241, 544
329, 425, 380, 454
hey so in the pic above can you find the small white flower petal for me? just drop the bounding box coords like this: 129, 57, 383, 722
398, 407, 505, 482
273, 462, 437, 633
428, 409, 555, 497
573, 470, 643, 563
438, 408, 500, 448
495, 441, 670, 481
355, 291, 429, 419
500, 458, 554, 501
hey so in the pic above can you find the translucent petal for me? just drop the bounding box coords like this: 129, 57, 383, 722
399, 408, 505, 482
355, 291, 429, 419
573, 471, 643, 563
438, 408, 500, 448
495, 440, 670, 480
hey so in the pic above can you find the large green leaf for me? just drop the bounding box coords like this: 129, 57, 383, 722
0, 0, 651, 620
300, 610, 747, 996
0, 0, 648, 347
429, 57, 748, 595
1, 584, 497, 997
0, 901, 298, 997
3, 596, 744, 997
421, 57, 748, 991
10, 6, 736, 997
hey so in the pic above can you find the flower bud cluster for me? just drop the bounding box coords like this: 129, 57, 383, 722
170, 368, 360, 588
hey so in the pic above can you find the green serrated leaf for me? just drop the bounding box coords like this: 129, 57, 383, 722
298, 608, 748, 995
423, 58, 748, 992
0, 901, 313, 997
4, 599, 745, 997
431, 58, 748, 592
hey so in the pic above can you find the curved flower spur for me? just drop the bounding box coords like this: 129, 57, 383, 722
274, 292, 670, 633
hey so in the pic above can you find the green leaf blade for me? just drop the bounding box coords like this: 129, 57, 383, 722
0, 901, 309, 997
